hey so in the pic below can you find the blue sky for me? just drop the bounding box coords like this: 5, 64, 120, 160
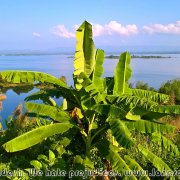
0, 0, 180, 51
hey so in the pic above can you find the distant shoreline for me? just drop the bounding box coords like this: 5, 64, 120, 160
68, 55, 173, 59
0, 53, 173, 59
105, 55, 172, 59
0, 53, 71, 56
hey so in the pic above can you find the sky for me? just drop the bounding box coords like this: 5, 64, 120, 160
0, 0, 180, 51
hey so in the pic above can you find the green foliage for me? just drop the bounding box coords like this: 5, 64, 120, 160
151, 133, 179, 155
3, 123, 74, 152
150, 105, 180, 114
91, 104, 127, 118
124, 156, 150, 180
92, 49, 105, 93
130, 81, 156, 91
125, 119, 175, 134
74, 20, 96, 90
122, 133, 180, 176
0, 116, 63, 179
1, 20, 180, 179
25, 89, 61, 105
159, 79, 180, 104
138, 144, 173, 173
0, 71, 67, 87
108, 118, 134, 148
25, 102, 70, 122
132, 89, 169, 104
113, 52, 132, 95
97, 139, 137, 179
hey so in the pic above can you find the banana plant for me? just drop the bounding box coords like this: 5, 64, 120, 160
1, 21, 180, 179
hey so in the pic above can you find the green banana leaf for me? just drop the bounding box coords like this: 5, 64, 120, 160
113, 52, 132, 95
151, 132, 179, 155
92, 49, 105, 92
124, 119, 175, 134
0, 70, 66, 87
124, 155, 150, 180
3, 123, 74, 152
25, 102, 70, 122
91, 104, 127, 119
150, 105, 180, 114
138, 145, 174, 179
97, 140, 137, 180
74, 21, 96, 89
132, 89, 169, 103
108, 118, 134, 148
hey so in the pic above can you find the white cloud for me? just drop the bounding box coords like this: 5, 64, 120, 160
53, 21, 139, 38
52, 25, 75, 38
92, 23, 105, 36
143, 21, 180, 34
104, 21, 138, 36
89, 21, 139, 36
32, 32, 41, 37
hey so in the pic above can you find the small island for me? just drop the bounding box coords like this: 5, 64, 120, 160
105, 55, 171, 59
106, 55, 172, 59
68, 55, 172, 59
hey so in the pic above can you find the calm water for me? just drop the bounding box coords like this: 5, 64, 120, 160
0, 54, 180, 127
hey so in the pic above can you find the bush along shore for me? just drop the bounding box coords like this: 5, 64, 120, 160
0, 21, 180, 179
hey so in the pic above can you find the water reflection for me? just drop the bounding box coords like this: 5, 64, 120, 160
1, 88, 38, 128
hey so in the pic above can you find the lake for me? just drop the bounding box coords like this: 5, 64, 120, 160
0, 53, 180, 127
